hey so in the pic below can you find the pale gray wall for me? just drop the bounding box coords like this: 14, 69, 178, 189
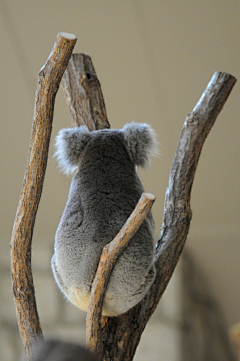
1, 0, 239, 331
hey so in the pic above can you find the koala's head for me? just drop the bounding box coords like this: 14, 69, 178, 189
54, 122, 158, 175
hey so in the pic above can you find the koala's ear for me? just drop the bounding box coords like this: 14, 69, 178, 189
122, 122, 158, 168
54, 126, 91, 175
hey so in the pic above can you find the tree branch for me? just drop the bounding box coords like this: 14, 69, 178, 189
100, 72, 237, 361
61, 53, 110, 130
86, 193, 156, 355
10, 32, 77, 360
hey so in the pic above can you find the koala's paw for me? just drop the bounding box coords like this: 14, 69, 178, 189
146, 265, 156, 283
68, 285, 91, 312
81, 284, 91, 296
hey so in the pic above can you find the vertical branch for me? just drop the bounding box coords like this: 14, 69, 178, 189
61, 53, 110, 130
10, 32, 77, 360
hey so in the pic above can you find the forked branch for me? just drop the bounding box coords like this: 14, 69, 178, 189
101, 72, 236, 361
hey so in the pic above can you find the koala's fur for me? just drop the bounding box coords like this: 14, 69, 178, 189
25, 339, 99, 361
51, 122, 158, 316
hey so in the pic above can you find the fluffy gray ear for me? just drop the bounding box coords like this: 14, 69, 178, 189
54, 126, 91, 175
122, 122, 158, 168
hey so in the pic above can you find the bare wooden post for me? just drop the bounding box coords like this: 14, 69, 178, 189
10, 32, 77, 360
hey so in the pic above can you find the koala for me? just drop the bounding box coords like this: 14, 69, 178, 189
51, 122, 158, 317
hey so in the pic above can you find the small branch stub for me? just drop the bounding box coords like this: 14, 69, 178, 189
86, 193, 156, 355
10, 32, 77, 360
61, 53, 110, 130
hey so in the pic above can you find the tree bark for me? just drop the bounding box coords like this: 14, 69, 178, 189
61, 63, 236, 360
10, 32, 77, 360
61, 53, 110, 130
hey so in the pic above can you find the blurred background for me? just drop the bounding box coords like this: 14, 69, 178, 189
0, 1, 239, 360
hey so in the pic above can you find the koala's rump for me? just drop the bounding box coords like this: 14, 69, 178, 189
56, 213, 154, 285
55, 216, 154, 316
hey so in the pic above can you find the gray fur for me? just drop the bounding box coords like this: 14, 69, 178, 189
52, 122, 158, 316
25, 339, 99, 361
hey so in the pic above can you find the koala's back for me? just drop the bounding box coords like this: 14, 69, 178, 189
53, 124, 157, 316
79, 132, 146, 224
56, 131, 153, 266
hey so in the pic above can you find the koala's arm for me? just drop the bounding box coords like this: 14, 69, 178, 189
122, 122, 158, 168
